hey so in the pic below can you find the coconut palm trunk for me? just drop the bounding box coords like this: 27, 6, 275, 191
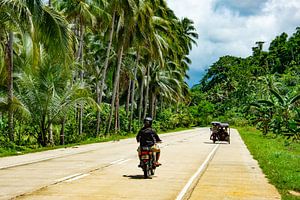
126, 79, 132, 115
128, 51, 140, 132
77, 21, 85, 135
154, 98, 158, 119
114, 81, 120, 133
143, 63, 151, 119
150, 94, 156, 119
96, 10, 116, 135
138, 71, 145, 127
60, 117, 65, 145
77, 19, 85, 60
6, 32, 14, 142
95, 81, 101, 135
107, 39, 124, 133
40, 115, 47, 146
48, 123, 54, 145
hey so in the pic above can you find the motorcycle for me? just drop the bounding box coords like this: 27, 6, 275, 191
138, 146, 156, 178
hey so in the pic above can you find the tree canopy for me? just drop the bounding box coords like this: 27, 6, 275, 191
193, 28, 300, 140
0, 0, 198, 147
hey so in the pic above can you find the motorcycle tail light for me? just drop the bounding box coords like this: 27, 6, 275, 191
141, 151, 149, 155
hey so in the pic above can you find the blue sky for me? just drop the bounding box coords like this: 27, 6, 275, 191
166, 0, 300, 87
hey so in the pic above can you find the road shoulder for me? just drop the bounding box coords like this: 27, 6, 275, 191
189, 129, 281, 200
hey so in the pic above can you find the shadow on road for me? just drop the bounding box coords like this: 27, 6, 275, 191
123, 175, 152, 179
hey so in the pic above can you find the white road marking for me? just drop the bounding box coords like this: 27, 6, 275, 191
56, 158, 131, 184
176, 144, 220, 200
55, 173, 82, 182
110, 158, 126, 165
110, 158, 131, 165
116, 159, 131, 165
65, 173, 90, 182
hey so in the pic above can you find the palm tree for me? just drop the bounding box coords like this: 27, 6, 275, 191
148, 62, 187, 118
83, 32, 109, 135
178, 17, 198, 55
137, 61, 146, 126
96, 1, 115, 135
106, 35, 125, 133
140, 16, 170, 119
1, 0, 73, 141
127, 0, 155, 132
106, 0, 138, 133
56, 0, 97, 135
16, 55, 98, 146
0, 0, 32, 141
5, 32, 14, 141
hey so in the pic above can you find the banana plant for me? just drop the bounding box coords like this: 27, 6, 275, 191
250, 87, 300, 137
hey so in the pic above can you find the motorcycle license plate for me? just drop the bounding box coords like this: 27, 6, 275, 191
141, 155, 149, 159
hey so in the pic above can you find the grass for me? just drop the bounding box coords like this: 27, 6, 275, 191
238, 126, 300, 200
0, 127, 192, 158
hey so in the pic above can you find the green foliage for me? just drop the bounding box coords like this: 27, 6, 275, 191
155, 106, 194, 131
0, 0, 199, 149
239, 127, 300, 200
0, 115, 7, 136
250, 87, 300, 139
2, 0, 299, 158
156, 108, 175, 130
191, 27, 300, 141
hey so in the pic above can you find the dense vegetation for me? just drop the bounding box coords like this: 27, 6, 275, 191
0, 0, 299, 153
0, 0, 198, 150
192, 30, 300, 141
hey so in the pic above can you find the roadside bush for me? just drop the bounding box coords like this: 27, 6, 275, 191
156, 108, 174, 130
152, 120, 162, 132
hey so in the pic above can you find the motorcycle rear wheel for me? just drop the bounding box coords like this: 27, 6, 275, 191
143, 165, 150, 178
150, 168, 155, 175
143, 169, 148, 178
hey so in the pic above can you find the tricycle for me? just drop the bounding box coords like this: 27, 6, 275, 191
210, 121, 230, 144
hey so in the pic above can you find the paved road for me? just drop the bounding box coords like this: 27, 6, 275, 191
0, 128, 280, 200
189, 129, 280, 200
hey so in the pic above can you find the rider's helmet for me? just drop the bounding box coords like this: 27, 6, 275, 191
144, 117, 153, 127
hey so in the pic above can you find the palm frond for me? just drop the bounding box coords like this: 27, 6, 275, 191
37, 6, 74, 61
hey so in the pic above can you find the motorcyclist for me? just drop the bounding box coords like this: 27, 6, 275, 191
136, 117, 162, 166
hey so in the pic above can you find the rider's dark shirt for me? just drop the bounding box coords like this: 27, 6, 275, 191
136, 127, 161, 147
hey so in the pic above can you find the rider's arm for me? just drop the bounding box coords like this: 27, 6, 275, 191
136, 130, 141, 143
152, 130, 162, 142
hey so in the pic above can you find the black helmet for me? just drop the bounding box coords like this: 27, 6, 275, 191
144, 117, 153, 127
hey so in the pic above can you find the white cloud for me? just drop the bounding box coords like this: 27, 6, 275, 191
166, 0, 300, 85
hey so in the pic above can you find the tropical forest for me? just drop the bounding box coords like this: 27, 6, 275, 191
0, 1, 300, 199
0, 0, 300, 148
0, 0, 299, 150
